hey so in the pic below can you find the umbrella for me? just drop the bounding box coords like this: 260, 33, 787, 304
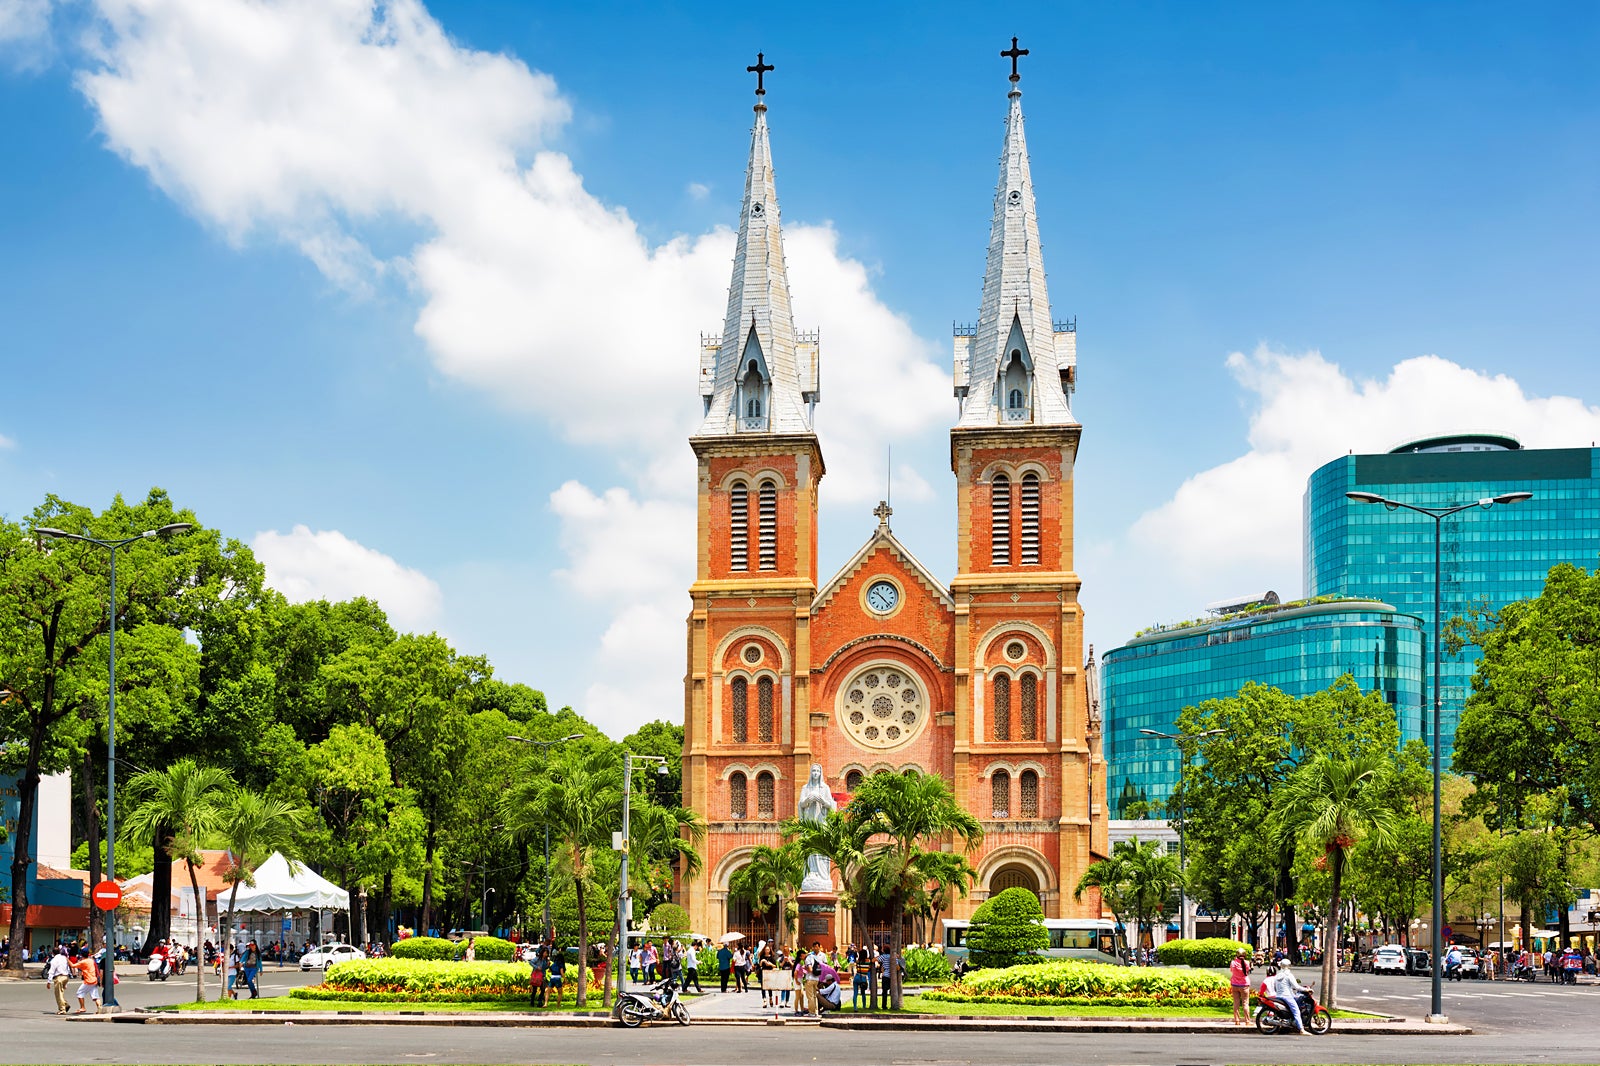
718, 932, 746, 943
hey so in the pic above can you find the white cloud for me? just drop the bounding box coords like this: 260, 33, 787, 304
686, 181, 710, 201
0, 0, 54, 67
0, 431, 15, 449
252, 524, 443, 632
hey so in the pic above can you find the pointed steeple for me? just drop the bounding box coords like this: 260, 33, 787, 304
953, 51, 1076, 429
697, 59, 819, 438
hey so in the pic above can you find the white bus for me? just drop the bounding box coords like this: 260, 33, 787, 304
941, 917, 1127, 966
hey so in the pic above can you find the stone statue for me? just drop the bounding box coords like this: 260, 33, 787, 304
796, 764, 838, 893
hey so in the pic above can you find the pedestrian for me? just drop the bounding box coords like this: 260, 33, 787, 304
628, 945, 642, 984
528, 944, 548, 1008
243, 940, 261, 999
851, 946, 871, 1010
547, 944, 567, 1008
46, 947, 71, 1016
464, 936, 476, 963
757, 943, 776, 1007
877, 944, 892, 1003
682, 939, 702, 993
717, 942, 733, 993
792, 951, 813, 1016
70, 950, 101, 1014
1229, 947, 1252, 1025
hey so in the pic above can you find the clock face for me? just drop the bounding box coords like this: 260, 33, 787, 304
865, 580, 899, 614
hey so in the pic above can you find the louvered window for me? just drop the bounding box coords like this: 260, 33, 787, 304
757, 676, 775, 743
991, 770, 1011, 819
991, 475, 1012, 566
1020, 473, 1040, 565
992, 675, 1011, 741
730, 482, 749, 571
730, 773, 747, 819
756, 771, 775, 820
758, 480, 778, 570
1020, 674, 1038, 740
1020, 770, 1040, 818
731, 677, 748, 743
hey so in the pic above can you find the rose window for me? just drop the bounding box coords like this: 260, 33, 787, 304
840, 664, 926, 751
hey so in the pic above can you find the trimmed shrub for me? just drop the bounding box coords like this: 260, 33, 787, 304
965, 886, 1049, 969
903, 946, 953, 984
319, 958, 531, 998
460, 935, 515, 962
923, 958, 1229, 1007
389, 936, 456, 961
1154, 937, 1253, 968
648, 903, 691, 936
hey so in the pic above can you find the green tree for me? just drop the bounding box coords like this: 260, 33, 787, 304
729, 841, 806, 943
1074, 845, 1135, 955
119, 758, 234, 1002
966, 886, 1049, 968
300, 723, 401, 946
1270, 751, 1399, 1008
216, 789, 308, 999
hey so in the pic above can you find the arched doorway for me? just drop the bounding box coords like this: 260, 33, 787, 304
989, 863, 1041, 898
724, 886, 780, 944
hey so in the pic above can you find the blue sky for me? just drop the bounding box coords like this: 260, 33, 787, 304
3, 0, 1598, 737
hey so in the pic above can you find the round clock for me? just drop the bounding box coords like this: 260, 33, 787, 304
865, 580, 899, 614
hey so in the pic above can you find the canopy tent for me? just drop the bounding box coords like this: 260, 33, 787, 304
221, 852, 348, 912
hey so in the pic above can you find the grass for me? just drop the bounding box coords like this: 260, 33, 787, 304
167, 996, 607, 1014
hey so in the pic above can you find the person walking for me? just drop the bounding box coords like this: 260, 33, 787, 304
716, 942, 733, 993
852, 946, 871, 1011
70, 949, 101, 1014
757, 944, 776, 1007
1228, 947, 1252, 1025
46, 947, 71, 1015
682, 940, 702, 993
242, 940, 261, 999
528, 944, 548, 1008
732, 945, 749, 993
547, 945, 567, 1007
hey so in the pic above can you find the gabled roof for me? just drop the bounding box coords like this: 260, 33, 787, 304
813, 505, 954, 613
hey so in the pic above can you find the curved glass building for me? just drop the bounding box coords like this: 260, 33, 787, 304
1305, 435, 1600, 765
1103, 599, 1423, 810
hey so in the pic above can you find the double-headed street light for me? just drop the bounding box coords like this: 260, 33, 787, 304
34, 521, 192, 1008
1139, 727, 1224, 942
1345, 488, 1531, 1023
618, 752, 669, 994
507, 734, 584, 940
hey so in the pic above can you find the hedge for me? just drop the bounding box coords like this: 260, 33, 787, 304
460, 935, 516, 962
319, 958, 532, 998
1154, 937, 1253, 968
903, 946, 953, 984
389, 937, 456, 961
923, 958, 1229, 1006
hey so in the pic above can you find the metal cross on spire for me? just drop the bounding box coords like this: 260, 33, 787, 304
1001, 36, 1029, 83
747, 52, 774, 96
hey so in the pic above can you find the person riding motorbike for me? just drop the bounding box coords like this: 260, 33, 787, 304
1267, 962, 1312, 1034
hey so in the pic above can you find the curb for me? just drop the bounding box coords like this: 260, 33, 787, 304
820, 1016, 1472, 1035
65, 1010, 821, 1027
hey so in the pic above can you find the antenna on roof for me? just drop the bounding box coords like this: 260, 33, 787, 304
886, 444, 892, 510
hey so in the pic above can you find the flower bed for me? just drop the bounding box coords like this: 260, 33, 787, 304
292, 958, 532, 1001
922, 959, 1230, 1007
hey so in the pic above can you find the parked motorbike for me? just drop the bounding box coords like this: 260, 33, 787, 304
146, 955, 171, 982
1255, 989, 1332, 1035
1512, 962, 1539, 982
613, 977, 690, 1028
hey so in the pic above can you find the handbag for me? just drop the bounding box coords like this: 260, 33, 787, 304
529, 967, 545, 987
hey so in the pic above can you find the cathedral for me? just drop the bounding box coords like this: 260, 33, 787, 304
680, 48, 1107, 947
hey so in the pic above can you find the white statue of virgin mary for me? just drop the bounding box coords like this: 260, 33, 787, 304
796, 764, 838, 893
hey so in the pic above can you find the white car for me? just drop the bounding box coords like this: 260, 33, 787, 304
300, 943, 366, 971
1371, 945, 1408, 975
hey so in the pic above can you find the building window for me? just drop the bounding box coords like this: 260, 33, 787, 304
732, 677, 748, 743
991, 770, 1011, 818
758, 480, 778, 570
756, 771, 775, 820
1020, 769, 1039, 818
1020, 473, 1040, 565
1020, 674, 1038, 740
845, 769, 863, 791
730, 482, 749, 571
993, 675, 1012, 741
747, 397, 762, 418
757, 676, 775, 743
730, 772, 747, 819
1008, 388, 1024, 410
991, 475, 1012, 566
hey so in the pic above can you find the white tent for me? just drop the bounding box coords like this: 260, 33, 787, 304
221, 852, 349, 912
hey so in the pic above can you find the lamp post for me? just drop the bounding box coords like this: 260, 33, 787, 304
1345, 488, 1531, 1022
1139, 727, 1224, 941
34, 521, 192, 1009
618, 752, 669, 994
507, 734, 584, 940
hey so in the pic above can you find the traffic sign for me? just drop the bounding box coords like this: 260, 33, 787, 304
92, 880, 122, 911
282, 917, 292, 931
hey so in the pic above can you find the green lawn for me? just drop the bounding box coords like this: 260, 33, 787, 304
167, 996, 607, 1014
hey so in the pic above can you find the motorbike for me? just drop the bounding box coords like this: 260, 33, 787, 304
1512, 962, 1539, 982
1255, 988, 1332, 1035
146, 954, 171, 982
613, 977, 690, 1028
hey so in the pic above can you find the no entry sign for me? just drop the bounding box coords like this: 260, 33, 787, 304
92, 880, 122, 911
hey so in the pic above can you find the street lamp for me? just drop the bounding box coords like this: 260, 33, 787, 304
618, 752, 669, 994
1139, 728, 1224, 942
34, 521, 192, 1008
507, 734, 584, 941
1345, 488, 1531, 1022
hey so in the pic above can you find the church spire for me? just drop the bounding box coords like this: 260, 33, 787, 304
696, 55, 820, 437
952, 40, 1076, 429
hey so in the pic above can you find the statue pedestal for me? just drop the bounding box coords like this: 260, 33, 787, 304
795, 892, 838, 952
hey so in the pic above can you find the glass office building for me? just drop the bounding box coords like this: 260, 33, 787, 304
1103, 599, 1424, 811
1305, 435, 1600, 765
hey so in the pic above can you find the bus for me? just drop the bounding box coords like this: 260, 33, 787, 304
941, 917, 1127, 966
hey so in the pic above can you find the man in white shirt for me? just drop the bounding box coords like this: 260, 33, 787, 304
1270, 962, 1310, 1034
46, 948, 71, 1015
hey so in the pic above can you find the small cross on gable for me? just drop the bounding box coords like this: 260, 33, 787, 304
1001, 36, 1029, 84
873, 500, 893, 528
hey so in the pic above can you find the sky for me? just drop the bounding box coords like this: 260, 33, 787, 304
3, 0, 1598, 739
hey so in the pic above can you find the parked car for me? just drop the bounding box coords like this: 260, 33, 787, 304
1372, 945, 1408, 975
1406, 948, 1432, 975
300, 943, 366, 971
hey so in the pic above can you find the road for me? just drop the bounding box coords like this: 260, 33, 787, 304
2, 968, 1597, 1063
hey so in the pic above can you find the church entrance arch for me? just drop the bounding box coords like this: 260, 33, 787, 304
989, 863, 1041, 897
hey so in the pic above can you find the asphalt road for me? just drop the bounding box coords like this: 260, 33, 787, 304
3, 968, 1598, 1064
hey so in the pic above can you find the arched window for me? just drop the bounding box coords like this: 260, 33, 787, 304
1008, 388, 1024, 410
990, 474, 1012, 566
845, 769, 863, 791
729, 481, 749, 571
1002, 348, 1030, 421
731, 677, 748, 743
747, 397, 762, 418
757, 676, 775, 743
992, 675, 1012, 741
1020, 473, 1040, 565
758, 480, 778, 570
756, 771, 775, 820
991, 770, 1011, 819
730, 772, 747, 819
1020, 769, 1040, 818
1020, 674, 1038, 740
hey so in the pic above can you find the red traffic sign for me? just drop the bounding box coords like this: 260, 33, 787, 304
92, 880, 122, 911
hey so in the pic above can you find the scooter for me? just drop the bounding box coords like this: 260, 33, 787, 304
613, 977, 690, 1028
1255, 988, 1332, 1035
146, 954, 171, 982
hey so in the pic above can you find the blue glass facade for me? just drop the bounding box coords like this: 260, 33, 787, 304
1305, 441, 1600, 765
1103, 601, 1424, 811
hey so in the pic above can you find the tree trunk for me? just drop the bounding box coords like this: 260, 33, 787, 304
865, 905, 878, 1010
345, 881, 366, 946
573, 871, 589, 1008
890, 891, 904, 1010
1322, 851, 1343, 1009
379, 871, 394, 949
81, 748, 104, 950
5, 747, 43, 971
144, 826, 173, 954
1519, 903, 1531, 959
186, 860, 207, 1002
1283, 900, 1302, 964
220, 881, 243, 1001
419, 825, 437, 934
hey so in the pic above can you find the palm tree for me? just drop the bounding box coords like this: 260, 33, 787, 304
120, 759, 233, 1002
729, 841, 806, 944
912, 849, 978, 947
1074, 848, 1134, 959
1270, 751, 1399, 1008
787, 806, 877, 1003
1122, 837, 1183, 962
216, 790, 307, 1001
